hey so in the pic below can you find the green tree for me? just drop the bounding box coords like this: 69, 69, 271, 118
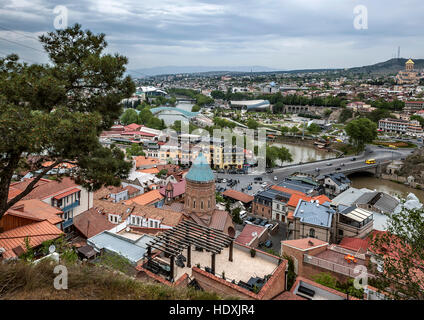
280, 126, 290, 135
410, 115, 424, 128
339, 108, 353, 123
368, 204, 424, 300
307, 123, 322, 135
0, 24, 134, 220
125, 144, 145, 159
246, 119, 259, 130
266, 146, 293, 167
191, 104, 201, 112
290, 126, 299, 135
121, 109, 139, 125
345, 118, 377, 152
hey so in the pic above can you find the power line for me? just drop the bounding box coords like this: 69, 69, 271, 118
0, 25, 40, 41
0, 36, 45, 53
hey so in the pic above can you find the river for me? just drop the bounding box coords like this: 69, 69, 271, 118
271, 141, 337, 165
349, 173, 424, 230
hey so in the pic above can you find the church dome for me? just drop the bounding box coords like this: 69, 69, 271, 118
185, 152, 214, 183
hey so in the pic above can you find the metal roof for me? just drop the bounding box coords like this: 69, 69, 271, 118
88, 231, 155, 265
293, 200, 334, 228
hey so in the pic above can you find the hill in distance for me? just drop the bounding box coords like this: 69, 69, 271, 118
346, 58, 424, 75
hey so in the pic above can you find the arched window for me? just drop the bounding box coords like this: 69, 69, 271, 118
201, 201, 204, 209
309, 228, 315, 238
193, 200, 196, 208
208, 200, 210, 208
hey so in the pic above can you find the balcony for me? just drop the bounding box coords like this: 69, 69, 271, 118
63, 218, 74, 229
62, 200, 80, 212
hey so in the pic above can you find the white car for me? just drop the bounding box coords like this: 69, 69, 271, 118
273, 176, 278, 181
239, 210, 247, 220
265, 223, 274, 229
222, 179, 227, 183
261, 182, 268, 187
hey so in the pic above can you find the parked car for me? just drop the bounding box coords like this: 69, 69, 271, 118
261, 182, 268, 188
326, 163, 332, 166
315, 168, 320, 172
239, 210, 247, 220
264, 240, 273, 248
222, 179, 227, 183
351, 157, 356, 161
254, 177, 263, 181
274, 176, 278, 181
266, 169, 273, 174
253, 218, 263, 225
336, 167, 341, 171
265, 223, 274, 229
259, 220, 268, 227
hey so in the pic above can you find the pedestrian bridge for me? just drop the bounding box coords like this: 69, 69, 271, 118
150, 107, 199, 119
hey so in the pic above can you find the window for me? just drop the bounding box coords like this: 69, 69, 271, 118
201, 201, 204, 209
208, 200, 210, 208
309, 228, 315, 238
338, 229, 344, 236
193, 200, 196, 209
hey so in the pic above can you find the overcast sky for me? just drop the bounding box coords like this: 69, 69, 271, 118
0, 0, 423, 71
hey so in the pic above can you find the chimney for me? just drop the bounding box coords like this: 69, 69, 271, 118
12, 204, 25, 212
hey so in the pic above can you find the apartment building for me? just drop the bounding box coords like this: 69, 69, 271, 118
378, 118, 423, 136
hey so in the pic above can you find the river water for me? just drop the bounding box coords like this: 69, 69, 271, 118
271, 141, 337, 165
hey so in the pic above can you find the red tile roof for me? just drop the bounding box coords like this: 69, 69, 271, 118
282, 237, 328, 250
10, 177, 79, 201
159, 180, 186, 198
0, 221, 63, 259
222, 189, 254, 203
53, 187, 80, 200
5, 199, 63, 225
73, 208, 115, 238
235, 224, 266, 246
339, 237, 370, 253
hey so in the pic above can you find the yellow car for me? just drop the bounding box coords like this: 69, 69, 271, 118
365, 159, 376, 164
388, 145, 398, 149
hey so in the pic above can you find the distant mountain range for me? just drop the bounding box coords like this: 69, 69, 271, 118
128, 58, 423, 77
128, 65, 278, 77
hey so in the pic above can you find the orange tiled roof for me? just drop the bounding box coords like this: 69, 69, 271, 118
271, 185, 306, 197
135, 156, 159, 168
0, 221, 63, 259
130, 205, 184, 227
10, 177, 79, 201
222, 189, 254, 203
137, 168, 160, 174
287, 193, 331, 208
282, 237, 328, 250
5, 199, 63, 225
124, 190, 163, 206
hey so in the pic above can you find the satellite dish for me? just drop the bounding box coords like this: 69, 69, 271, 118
251, 232, 258, 237
126, 227, 130, 232
48, 245, 56, 254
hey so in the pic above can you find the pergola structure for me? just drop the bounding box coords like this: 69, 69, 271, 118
145, 220, 234, 282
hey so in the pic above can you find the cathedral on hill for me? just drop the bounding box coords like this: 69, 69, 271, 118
396, 59, 419, 85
